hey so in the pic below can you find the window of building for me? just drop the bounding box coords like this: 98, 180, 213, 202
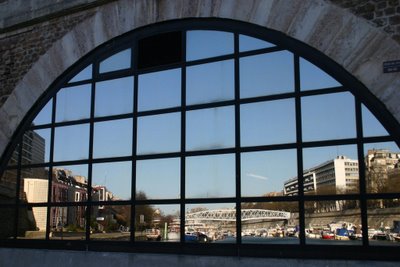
0, 19, 399, 259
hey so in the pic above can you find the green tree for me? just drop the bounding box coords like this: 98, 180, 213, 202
134, 191, 155, 231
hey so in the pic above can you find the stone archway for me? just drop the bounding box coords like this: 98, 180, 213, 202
0, 0, 399, 158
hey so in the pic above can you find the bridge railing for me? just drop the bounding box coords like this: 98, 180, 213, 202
186, 209, 290, 221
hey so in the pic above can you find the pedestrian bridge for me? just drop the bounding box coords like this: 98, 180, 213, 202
186, 209, 290, 221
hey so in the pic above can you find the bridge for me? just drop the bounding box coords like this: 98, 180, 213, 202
186, 209, 291, 222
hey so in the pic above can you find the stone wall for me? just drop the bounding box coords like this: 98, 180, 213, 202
305, 207, 400, 229
0, 0, 103, 30
330, 0, 400, 42
0, 11, 94, 106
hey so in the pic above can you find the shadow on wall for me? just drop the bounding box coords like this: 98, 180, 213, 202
0, 196, 37, 239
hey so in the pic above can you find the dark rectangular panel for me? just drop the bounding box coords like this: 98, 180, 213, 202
138, 31, 182, 69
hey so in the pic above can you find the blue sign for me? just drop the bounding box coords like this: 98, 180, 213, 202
383, 60, 400, 73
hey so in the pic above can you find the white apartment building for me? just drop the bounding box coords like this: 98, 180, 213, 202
23, 178, 48, 231
284, 156, 359, 196
365, 149, 400, 193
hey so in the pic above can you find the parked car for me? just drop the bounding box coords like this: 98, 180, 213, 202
185, 231, 210, 243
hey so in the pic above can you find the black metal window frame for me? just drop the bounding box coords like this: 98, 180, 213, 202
0, 18, 399, 260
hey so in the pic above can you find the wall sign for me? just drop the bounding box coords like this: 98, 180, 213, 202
383, 60, 400, 73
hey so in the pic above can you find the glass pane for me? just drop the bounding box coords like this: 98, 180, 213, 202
367, 199, 400, 246
302, 145, 359, 195
241, 149, 297, 197
135, 204, 180, 242
240, 99, 296, 147
54, 124, 89, 162
95, 76, 134, 117
187, 30, 233, 61
240, 51, 294, 98
241, 201, 299, 244
186, 106, 235, 151
186, 154, 235, 198
92, 161, 132, 201
239, 35, 275, 52
186, 203, 236, 243
99, 49, 131, 73
51, 165, 88, 203
0, 169, 17, 204
300, 58, 341, 91
138, 68, 181, 111
49, 206, 86, 240
69, 64, 92, 83
18, 206, 47, 239
305, 200, 362, 245
136, 158, 180, 200
32, 100, 52, 126
93, 118, 133, 158
55, 84, 91, 122
20, 167, 49, 202
6, 143, 19, 167
186, 60, 234, 105
364, 142, 400, 194
0, 207, 15, 239
302, 92, 356, 141
91, 205, 131, 241
362, 105, 389, 137
137, 113, 180, 155
138, 31, 182, 69
21, 129, 51, 165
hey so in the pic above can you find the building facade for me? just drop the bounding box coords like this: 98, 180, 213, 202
284, 156, 359, 196
365, 149, 400, 194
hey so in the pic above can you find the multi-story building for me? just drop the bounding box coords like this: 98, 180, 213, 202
21, 130, 45, 166
365, 149, 400, 193
50, 168, 87, 229
0, 131, 46, 202
388, 162, 400, 190
22, 168, 88, 231
284, 156, 359, 196
23, 178, 48, 230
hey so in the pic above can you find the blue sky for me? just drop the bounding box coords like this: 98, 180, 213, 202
28, 32, 398, 201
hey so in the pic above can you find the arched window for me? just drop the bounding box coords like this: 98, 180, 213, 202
0, 19, 399, 259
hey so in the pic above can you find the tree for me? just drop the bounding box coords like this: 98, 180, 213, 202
134, 191, 155, 231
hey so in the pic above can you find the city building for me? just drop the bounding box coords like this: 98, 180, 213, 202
388, 161, 400, 190
365, 149, 400, 193
284, 156, 359, 196
23, 178, 48, 230
0, 130, 45, 202
21, 130, 45, 166
51, 168, 87, 203
92, 185, 113, 204
22, 168, 88, 231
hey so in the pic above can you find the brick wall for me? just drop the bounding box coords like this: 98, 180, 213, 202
330, 0, 400, 42
0, 12, 94, 106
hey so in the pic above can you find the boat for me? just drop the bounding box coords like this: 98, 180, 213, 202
321, 230, 335, 240
335, 228, 352, 241
145, 228, 161, 241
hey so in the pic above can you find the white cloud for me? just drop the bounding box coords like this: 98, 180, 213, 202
246, 173, 268, 181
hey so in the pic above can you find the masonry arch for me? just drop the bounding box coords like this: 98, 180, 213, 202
0, 0, 400, 260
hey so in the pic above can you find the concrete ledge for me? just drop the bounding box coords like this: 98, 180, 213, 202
0, 248, 399, 267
